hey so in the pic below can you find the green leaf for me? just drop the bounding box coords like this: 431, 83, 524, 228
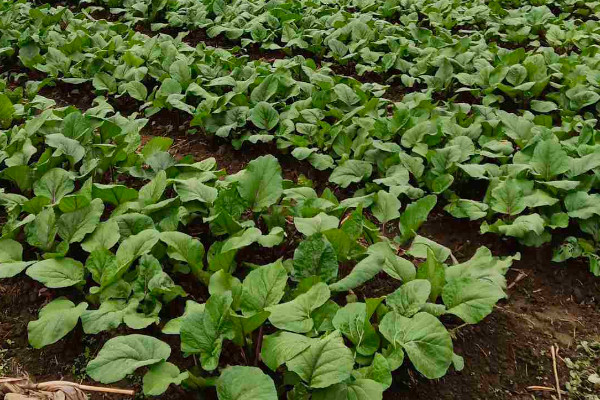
241, 261, 288, 315
28, 298, 88, 349
115, 229, 160, 272
26, 258, 85, 288
497, 214, 545, 238
180, 293, 234, 371
86, 334, 171, 384
175, 178, 218, 204
386, 279, 431, 317
330, 242, 402, 292
125, 81, 148, 101
250, 102, 279, 131
230, 310, 270, 346
442, 277, 506, 324
261, 332, 313, 371
57, 198, 104, 243
353, 353, 392, 389
287, 331, 354, 388
294, 213, 339, 236
92, 184, 139, 206
529, 140, 569, 180
312, 379, 383, 400
379, 312, 452, 379
293, 234, 338, 283
565, 192, 600, 219
329, 160, 373, 188
415, 248, 445, 302
33, 168, 74, 204
372, 190, 401, 224
444, 199, 488, 221
333, 84, 360, 106
397, 195, 437, 244
490, 179, 525, 216
237, 155, 283, 212
0, 93, 15, 128
530, 100, 557, 113
25, 207, 57, 252
267, 282, 330, 333
160, 231, 204, 275
45, 133, 85, 164
216, 366, 277, 400
0, 238, 33, 278
139, 170, 167, 204
81, 220, 120, 253
332, 302, 380, 356
81, 300, 129, 334
143, 361, 189, 396
93, 72, 117, 93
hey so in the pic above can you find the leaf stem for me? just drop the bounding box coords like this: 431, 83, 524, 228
254, 325, 264, 366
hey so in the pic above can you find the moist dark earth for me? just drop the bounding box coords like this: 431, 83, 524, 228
1, 132, 599, 399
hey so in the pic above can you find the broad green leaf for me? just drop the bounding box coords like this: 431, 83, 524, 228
330, 242, 404, 292
87, 334, 171, 383
312, 379, 383, 400
267, 282, 330, 333
26, 258, 85, 288
372, 190, 401, 224
0, 93, 15, 128
444, 199, 488, 221
237, 155, 283, 212
216, 366, 277, 400
293, 234, 338, 283
250, 102, 279, 131
442, 277, 506, 324
529, 140, 569, 180
33, 168, 74, 203
353, 353, 392, 389
386, 279, 431, 317
261, 331, 313, 371
332, 302, 379, 355
116, 229, 160, 271
241, 261, 288, 315
415, 248, 445, 302
28, 298, 88, 349
565, 192, 600, 219
334, 84, 360, 106
81, 300, 129, 334
139, 171, 167, 204
125, 81, 148, 101
287, 331, 354, 388
93, 72, 117, 93
160, 231, 204, 274
294, 213, 339, 236
92, 184, 138, 206
329, 160, 372, 188
175, 178, 218, 204
497, 214, 545, 238
0, 238, 33, 278
397, 195, 437, 244
180, 293, 235, 371
379, 312, 452, 379
143, 361, 189, 396
25, 207, 57, 252
45, 134, 85, 164
81, 220, 120, 253
491, 179, 525, 215
57, 198, 104, 243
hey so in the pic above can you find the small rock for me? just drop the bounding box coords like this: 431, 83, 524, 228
573, 287, 585, 303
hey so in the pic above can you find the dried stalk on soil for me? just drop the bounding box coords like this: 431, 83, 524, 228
0, 377, 135, 399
